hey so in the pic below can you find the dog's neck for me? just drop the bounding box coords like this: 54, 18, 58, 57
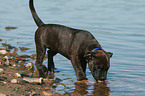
91, 48, 101, 52
85, 43, 102, 53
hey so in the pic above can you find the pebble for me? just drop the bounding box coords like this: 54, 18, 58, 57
30, 54, 36, 60
23, 77, 43, 84
15, 73, 21, 78
2, 81, 7, 84
5, 26, 17, 30
20, 54, 31, 58
10, 59, 17, 67
3, 56, 10, 66
3, 56, 9, 60
11, 79, 18, 84
0, 50, 7, 55
0, 68, 4, 73
42, 91, 53, 96
43, 92, 61, 96
25, 62, 33, 69
19, 47, 29, 51
0, 93, 6, 96
14, 47, 18, 52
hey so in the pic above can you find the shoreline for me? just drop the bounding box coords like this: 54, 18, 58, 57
0, 39, 108, 96
0, 39, 63, 96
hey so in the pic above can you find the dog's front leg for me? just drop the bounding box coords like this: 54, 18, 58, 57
71, 56, 87, 81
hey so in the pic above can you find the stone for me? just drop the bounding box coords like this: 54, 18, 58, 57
0, 50, 7, 55
15, 73, 21, 78
0, 68, 4, 73
11, 79, 18, 84
23, 77, 43, 84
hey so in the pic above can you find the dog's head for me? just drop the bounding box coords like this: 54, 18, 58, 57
85, 49, 113, 82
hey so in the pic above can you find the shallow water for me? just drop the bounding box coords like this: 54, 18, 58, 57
0, 0, 145, 95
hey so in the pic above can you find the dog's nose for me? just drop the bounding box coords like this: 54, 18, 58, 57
98, 80, 105, 83
97, 77, 106, 83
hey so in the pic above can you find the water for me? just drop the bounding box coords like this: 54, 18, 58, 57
0, 0, 145, 95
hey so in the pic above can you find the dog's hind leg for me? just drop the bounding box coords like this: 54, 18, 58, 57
35, 43, 46, 78
47, 50, 57, 73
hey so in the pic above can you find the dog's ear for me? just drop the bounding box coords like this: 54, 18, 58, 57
84, 52, 94, 60
107, 52, 113, 58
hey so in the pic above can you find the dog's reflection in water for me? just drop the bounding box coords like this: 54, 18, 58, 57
69, 81, 110, 96
47, 74, 110, 96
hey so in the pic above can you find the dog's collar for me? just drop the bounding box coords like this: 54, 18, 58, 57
91, 48, 101, 52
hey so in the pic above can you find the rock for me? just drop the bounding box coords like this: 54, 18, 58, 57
19, 47, 29, 51
0, 93, 6, 96
3, 56, 10, 65
11, 79, 18, 84
1, 43, 14, 50
23, 77, 43, 84
14, 47, 18, 52
5, 59, 9, 66
20, 54, 31, 58
0, 50, 7, 55
43, 79, 53, 85
42, 91, 53, 96
10, 59, 17, 67
30, 54, 36, 60
24, 62, 34, 70
9, 51, 19, 57
15, 73, 21, 78
20, 64, 34, 74
18, 61, 24, 66
0, 68, 4, 73
3, 56, 9, 59
5, 26, 17, 30
43, 92, 61, 96
2, 81, 7, 84
20, 72, 32, 77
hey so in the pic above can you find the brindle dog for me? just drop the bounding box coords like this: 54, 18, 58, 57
29, 0, 113, 82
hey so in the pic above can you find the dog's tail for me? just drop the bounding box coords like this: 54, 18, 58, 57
29, 0, 44, 27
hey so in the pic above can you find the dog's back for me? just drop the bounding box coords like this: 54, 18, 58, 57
36, 24, 97, 58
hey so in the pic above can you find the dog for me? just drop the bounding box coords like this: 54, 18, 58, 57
29, 0, 113, 82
